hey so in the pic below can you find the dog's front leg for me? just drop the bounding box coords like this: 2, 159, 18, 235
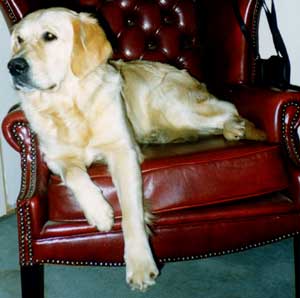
63, 166, 114, 232
106, 149, 158, 291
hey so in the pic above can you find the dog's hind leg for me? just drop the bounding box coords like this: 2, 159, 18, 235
192, 99, 266, 141
223, 116, 266, 141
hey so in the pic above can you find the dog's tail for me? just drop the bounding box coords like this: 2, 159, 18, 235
244, 119, 267, 141
143, 199, 156, 236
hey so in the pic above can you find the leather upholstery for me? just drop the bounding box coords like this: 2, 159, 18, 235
34, 193, 300, 264
2, 0, 300, 285
48, 140, 288, 221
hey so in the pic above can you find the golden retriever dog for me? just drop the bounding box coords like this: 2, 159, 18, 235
8, 7, 266, 291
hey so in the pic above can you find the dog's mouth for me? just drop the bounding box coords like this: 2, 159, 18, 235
13, 76, 57, 92
8, 59, 58, 92
13, 76, 35, 92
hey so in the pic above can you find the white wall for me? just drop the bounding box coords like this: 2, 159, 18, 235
0, 10, 21, 211
259, 0, 300, 85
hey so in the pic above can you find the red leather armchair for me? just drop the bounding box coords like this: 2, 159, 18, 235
2, 0, 300, 297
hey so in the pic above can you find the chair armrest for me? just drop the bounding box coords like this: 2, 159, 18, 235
218, 85, 300, 166
2, 108, 49, 236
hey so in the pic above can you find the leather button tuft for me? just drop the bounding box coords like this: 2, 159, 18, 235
180, 35, 194, 50
161, 10, 177, 25
126, 16, 136, 27
147, 40, 158, 51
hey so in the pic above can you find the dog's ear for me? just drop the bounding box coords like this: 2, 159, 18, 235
71, 13, 112, 78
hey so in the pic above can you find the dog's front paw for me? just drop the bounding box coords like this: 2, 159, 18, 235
125, 251, 159, 291
83, 196, 114, 232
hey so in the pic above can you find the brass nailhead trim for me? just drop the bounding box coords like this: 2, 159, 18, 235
18, 206, 26, 266
250, 1, 261, 83
2, 0, 18, 23
33, 232, 299, 267
12, 122, 37, 266
158, 232, 298, 263
12, 123, 37, 201
27, 130, 37, 198
281, 101, 300, 166
37, 259, 125, 267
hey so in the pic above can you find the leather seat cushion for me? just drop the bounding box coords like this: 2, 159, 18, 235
47, 137, 288, 221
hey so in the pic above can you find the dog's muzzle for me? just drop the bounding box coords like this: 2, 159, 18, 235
7, 57, 34, 91
7, 57, 57, 91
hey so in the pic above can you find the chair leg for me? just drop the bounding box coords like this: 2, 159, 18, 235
294, 235, 300, 298
20, 265, 44, 298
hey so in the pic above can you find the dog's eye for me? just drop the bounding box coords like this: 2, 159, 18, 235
17, 36, 24, 44
42, 32, 57, 42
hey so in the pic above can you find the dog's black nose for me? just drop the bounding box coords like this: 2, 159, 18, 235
8, 58, 29, 76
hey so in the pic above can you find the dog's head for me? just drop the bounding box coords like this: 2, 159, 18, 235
8, 7, 112, 92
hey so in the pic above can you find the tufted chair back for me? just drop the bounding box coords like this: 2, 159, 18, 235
97, 0, 204, 81
1, 0, 260, 86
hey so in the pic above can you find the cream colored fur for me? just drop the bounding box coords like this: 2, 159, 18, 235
9, 7, 266, 291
